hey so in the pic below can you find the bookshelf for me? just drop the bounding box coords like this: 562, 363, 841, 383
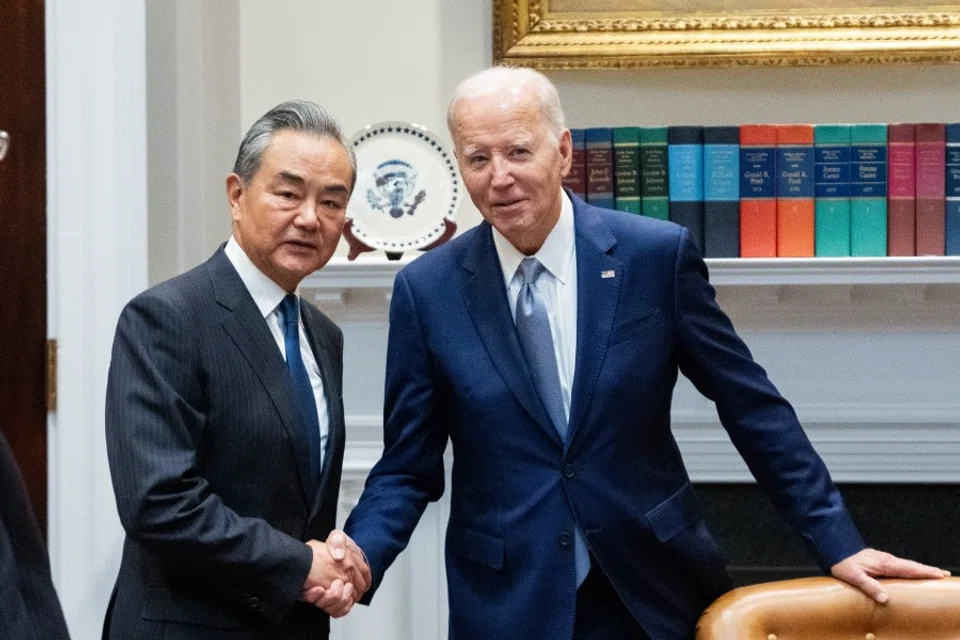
302, 255, 960, 293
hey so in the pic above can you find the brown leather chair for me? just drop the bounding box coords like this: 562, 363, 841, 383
696, 577, 960, 639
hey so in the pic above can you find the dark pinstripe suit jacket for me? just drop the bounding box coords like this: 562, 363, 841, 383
0, 431, 71, 640
103, 247, 345, 639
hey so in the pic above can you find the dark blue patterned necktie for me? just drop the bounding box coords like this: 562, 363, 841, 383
279, 294, 322, 495
514, 257, 590, 586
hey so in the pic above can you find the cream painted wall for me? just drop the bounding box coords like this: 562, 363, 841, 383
237, 0, 493, 254
552, 65, 960, 127
147, 0, 240, 285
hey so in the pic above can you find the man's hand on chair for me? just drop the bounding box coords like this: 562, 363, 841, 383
831, 548, 950, 603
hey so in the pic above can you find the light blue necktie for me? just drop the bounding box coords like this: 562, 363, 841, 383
515, 257, 590, 587
279, 294, 322, 496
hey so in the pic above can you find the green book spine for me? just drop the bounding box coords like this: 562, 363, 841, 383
815, 200, 851, 256
814, 124, 851, 257
640, 127, 669, 220
613, 127, 641, 214
850, 124, 888, 256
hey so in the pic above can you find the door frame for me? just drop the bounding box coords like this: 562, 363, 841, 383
46, 0, 147, 636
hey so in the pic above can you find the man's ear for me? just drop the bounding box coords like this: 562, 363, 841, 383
225, 173, 244, 222
558, 128, 573, 178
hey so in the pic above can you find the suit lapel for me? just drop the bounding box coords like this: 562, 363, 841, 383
207, 249, 315, 507
567, 198, 621, 446
461, 224, 564, 448
301, 313, 343, 521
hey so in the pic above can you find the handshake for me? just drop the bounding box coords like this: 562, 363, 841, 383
301, 529, 372, 617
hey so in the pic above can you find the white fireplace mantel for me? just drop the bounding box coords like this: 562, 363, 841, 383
303, 255, 960, 487
304, 255, 960, 291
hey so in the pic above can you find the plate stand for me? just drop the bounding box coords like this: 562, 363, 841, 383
343, 218, 457, 261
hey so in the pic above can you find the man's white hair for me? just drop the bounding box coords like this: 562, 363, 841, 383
446, 66, 567, 146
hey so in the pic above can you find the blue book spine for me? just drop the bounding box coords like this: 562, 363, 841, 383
815, 140, 851, 198
585, 127, 614, 209
947, 123, 960, 255
740, 146, 777, 199
703, 126, 740, 258
667, 126, 705, 253
777, 142, 815, 199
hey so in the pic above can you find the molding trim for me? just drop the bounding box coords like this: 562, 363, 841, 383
46, 0, 147, 637
303, 256, 960, 294
342, 408, 960, 484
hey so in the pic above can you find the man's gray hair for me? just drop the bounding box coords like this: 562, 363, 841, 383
232, 100, 357, 191
447, 66, 567, 146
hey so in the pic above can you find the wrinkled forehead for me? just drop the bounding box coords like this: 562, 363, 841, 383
454, 84, 537, 123
452, 90, 545, 148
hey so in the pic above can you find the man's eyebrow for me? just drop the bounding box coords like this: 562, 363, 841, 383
320, 183, 350, 195
276, 171, 305, 185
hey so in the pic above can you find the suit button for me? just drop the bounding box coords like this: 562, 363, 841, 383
250, 596, 259, 606
559, 532, 572, 547
563, 464, 575, 479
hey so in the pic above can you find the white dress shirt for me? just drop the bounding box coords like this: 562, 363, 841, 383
225, 237, 329, 469
493, 190, 578, 420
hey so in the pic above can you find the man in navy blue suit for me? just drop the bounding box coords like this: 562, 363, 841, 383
341, 68, 947, 639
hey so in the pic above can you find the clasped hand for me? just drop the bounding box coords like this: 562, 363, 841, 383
300, 529, 372, 617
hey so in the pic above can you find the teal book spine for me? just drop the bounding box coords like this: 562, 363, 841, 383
850, 124, 888, 256
639, 127, 669, 220
613, 127, 641, 214
814, 124, 851, 257
668, 126, 705, 253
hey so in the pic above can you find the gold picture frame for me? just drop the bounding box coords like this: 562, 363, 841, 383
493, 0, 960, 68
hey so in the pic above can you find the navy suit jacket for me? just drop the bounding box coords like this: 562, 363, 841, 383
345, 196, 865, 639
104, 247, 345, 639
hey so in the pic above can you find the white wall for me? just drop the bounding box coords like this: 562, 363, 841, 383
48, 1, 147, 638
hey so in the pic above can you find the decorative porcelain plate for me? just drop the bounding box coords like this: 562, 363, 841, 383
345, 121, 460, 259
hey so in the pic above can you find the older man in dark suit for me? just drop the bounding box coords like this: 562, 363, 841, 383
103, 100, 370, 639
0, 430, 71, 639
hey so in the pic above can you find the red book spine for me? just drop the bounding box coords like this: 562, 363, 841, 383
776, 124, 815, 257
563, 129, 587, 200
915, 123, 946, 256
887, 123, 916, 256
740, 125, 778, 257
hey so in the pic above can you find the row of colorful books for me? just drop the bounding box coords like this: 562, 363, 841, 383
564, 124, 960, 258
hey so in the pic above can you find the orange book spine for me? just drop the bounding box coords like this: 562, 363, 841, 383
776, 125, 815, 257
740, 125, 778, 257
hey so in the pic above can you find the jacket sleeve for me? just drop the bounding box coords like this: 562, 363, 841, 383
670, 228, 865, 570
344, 270, 449, 602
105, 292, 312, 623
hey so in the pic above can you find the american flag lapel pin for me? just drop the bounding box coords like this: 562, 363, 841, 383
601, 269, 615, 279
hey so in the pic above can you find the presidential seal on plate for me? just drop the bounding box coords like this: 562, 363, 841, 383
344, 121, 460, 260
